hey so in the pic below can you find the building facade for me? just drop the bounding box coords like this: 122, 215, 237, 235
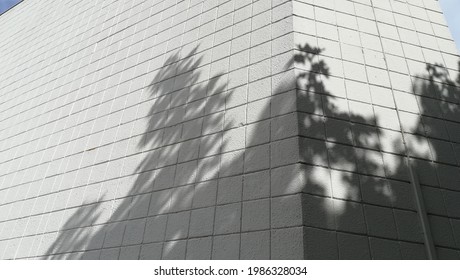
0, 0, 459, 259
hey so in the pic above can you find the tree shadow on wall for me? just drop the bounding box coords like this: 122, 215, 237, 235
41, 41, 460, 259
410, 61, 460, 259
293, 43, 406, 259
293, 43, 460, 259
43, 46, 240, 259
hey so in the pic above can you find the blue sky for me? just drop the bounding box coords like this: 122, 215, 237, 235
0, 0, 21, 14
0, 0, 458, 51
439, 0, 460, 51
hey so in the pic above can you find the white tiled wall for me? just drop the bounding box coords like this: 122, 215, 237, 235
292, 0, 460, 259
0, 0, 458, 260
0, 0, 298, 260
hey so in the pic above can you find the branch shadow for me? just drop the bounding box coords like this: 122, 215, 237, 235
409, 61, 460, 259
294, 43, 401, 259
293, 42, 460, 259
39, 39, 460, 260
43, 45, 236, 259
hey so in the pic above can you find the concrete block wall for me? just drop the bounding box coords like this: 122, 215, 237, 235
0, 0, 459, 260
